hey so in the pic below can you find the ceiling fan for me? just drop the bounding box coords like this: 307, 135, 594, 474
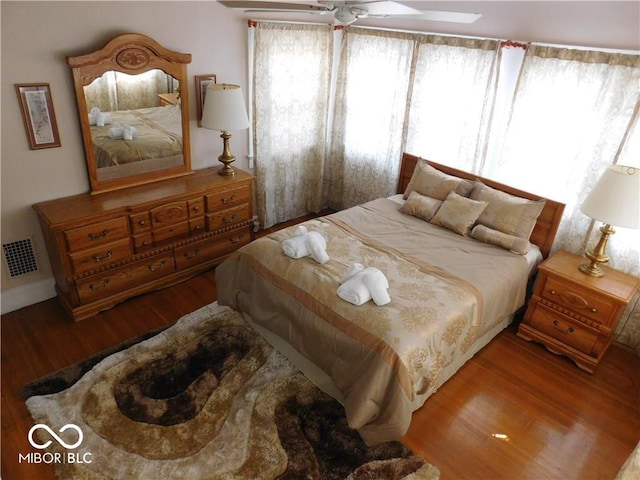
219, 1, 482, 26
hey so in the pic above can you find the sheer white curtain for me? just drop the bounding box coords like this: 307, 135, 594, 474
325, 28, 415, 209
489, 46, 640, 349
252, 22, 333, 228
490, 46, 640, 257
406, 36, 499, 173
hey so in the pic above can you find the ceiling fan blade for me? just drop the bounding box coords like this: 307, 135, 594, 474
405, 10, 482, 24
219, 1, 330, 13
356, 1, 423, 16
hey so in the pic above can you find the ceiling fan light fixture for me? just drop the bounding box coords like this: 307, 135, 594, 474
334, 6, 358, 25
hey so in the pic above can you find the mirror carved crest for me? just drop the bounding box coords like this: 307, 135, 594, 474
67, 33, 193, 193
116, 48, 151, 69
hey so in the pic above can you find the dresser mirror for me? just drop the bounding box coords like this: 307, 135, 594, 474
67, 33, 193, 193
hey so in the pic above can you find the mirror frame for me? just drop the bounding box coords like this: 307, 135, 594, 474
67, 33, 192, 194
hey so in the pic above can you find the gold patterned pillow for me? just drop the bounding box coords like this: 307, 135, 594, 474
470, 181, 545, 240
399, 191, 442, 222
430, 191, 488, 236
403, 160, 474, 201
471, 224, 530, 254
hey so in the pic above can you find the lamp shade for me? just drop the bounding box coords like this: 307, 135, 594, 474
201, 84, 249, 131
581, 165, 640, 229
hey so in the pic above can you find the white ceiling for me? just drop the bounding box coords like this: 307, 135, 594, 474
219, 1, 640, 51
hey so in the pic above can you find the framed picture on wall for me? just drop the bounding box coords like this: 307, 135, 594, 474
195, 74, 217, 127
15, 83, 61, 149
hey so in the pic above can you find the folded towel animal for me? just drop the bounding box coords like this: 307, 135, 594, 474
281, 226, 329, 264
88, 107, 112, 126
337, 266, 390, 306
108, 123, 137, 140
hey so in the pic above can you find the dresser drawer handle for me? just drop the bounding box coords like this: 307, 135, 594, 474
553, 320, 574, 334
230, 234, 244, 244
192, 206, 200, 212
549, 289, 557, 295
223, 213, 238, 224
89, 279, 110, 291
148, 260, 167, 272
221, 194, 236, 204
589, 307, 597, 313
183, 248, 200, 259
93, 251, 113, 262
88, 229, 109, 240
138, 220, 146, 226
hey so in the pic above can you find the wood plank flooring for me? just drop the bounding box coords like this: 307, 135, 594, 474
2, 238, 639, 479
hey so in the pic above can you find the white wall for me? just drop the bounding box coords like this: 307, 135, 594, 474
0, 1, 249, 313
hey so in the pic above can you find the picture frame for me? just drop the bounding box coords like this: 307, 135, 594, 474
15, 83, 61, 149
195, 74, 217, 127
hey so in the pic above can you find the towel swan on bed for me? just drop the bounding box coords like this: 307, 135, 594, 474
337, 263, 391, 306
281, 226, 329, 264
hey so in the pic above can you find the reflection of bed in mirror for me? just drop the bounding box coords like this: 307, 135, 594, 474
91, 105, 184, 181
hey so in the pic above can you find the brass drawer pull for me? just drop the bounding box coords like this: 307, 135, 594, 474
221, 194, 236, 204
230, 234, 244, 244
553, 320, 574, 334
192, 206, 200, 212
93, 251, 113, 262
223, 213, 238, 224
88, 229, 109, 240
589, 307, 597, 313
89, 279, 110, 291
148, 260, 167, 272
139, 220, 146, 226
183, 248, 200, 259
549, 289, 557, 295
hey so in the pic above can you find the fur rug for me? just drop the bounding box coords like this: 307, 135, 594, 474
24, 302, 440, 479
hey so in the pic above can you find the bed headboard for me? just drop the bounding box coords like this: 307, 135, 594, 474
396, 152, 565, 259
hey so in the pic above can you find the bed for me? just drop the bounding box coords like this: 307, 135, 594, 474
91, 105, 184, 173
216, 152, 565, 445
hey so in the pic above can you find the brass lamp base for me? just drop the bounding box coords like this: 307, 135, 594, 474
217, 131, 237, 176
579, 223, 614, 278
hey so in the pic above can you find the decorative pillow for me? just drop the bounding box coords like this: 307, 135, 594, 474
470, 181, 546, 240
430, 191, 488, 236
471, 224, 531, 255
403, 160, 474, 201
399, 191, 442, 222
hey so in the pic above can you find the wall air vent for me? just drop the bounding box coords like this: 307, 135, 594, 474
2, 238, 39, 278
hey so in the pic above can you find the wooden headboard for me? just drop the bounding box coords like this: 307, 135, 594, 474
396, 152, 565, 259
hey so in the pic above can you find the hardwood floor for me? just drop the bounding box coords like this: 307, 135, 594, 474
2, 237, 639, 479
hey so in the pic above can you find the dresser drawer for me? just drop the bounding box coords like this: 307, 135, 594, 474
206, 204, 251, 231
153, 221, 189, 244
190, 218, 206, 236
76, 253, 175, 303
188, 197, 205, 217
132, 233, 154, 252
64, 217, 129, 252
150, 201, 189, 228
129, 212, 151, 234
69, 238, 132, 274
540, 276, 617, 325
205, 184, 251, 212
528, 303, 599, 354
174, 227, 251, 270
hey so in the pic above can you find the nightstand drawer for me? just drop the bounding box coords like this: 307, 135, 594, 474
541, 276, 616, 325
529, 303, 598, 353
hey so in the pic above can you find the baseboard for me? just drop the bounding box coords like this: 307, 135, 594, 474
1, 278, 56, 315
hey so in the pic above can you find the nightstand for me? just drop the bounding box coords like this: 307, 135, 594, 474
517, 250, 640, 373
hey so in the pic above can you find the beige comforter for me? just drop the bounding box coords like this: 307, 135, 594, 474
216, 198, 530, 444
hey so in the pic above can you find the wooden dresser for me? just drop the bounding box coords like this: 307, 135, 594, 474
517, 250, 640, 373
34, 169, 254, 321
